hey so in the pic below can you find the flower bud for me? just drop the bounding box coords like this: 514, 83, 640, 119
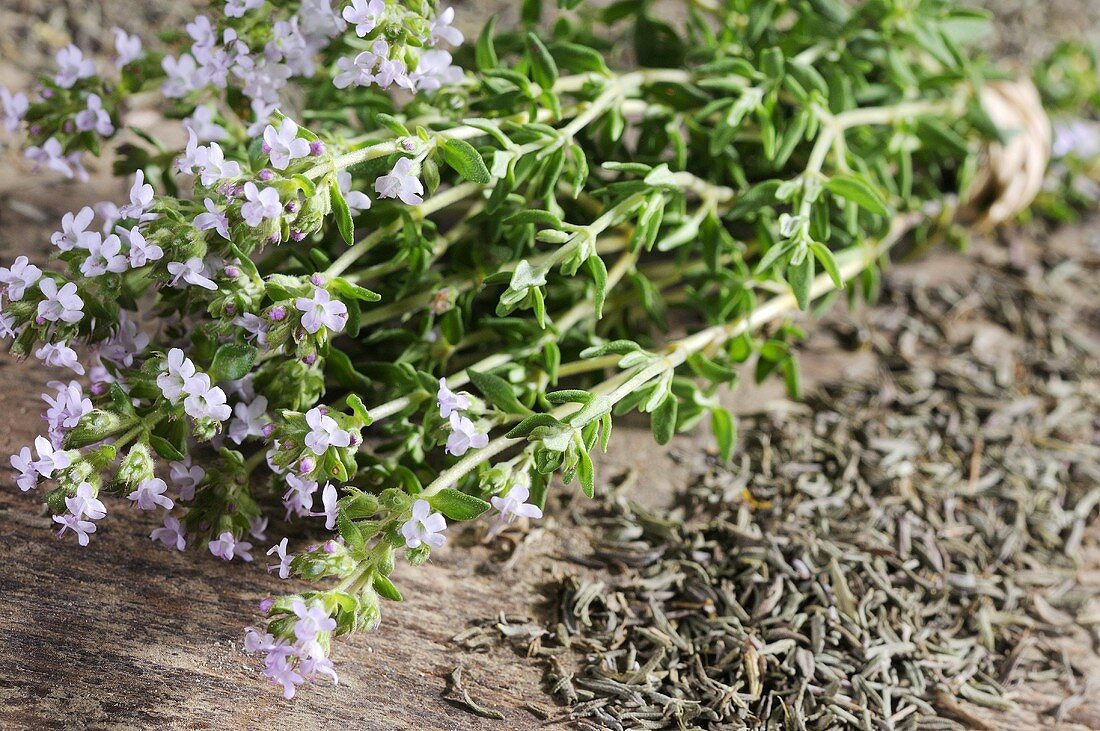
64, 409, 128, 448
269, 305, 287, 321
258, 168, 275, 181
117, 442, 155, 487
298, 456, 316, 473
309, 140, 326, 156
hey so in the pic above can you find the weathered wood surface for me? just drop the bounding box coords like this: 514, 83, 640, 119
1, 2, 1100, 729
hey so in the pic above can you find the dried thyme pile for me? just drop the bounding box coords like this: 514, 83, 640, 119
460, 232, 1100, 730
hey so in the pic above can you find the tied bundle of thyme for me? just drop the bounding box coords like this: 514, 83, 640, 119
0, 0, 1081, 698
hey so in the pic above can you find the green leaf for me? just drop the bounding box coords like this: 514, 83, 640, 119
587, 255, 607, 319
429, 488, 491, 521
468, 369, 533, 416
506, 413, 562, 439
373, 574, 404, 601
577, 448, 594, 498
346, 393, 372, 425
710, 408, 736, 462
475, 16, 499, 71
789, 253, 814, 310
337, 510, 365, 556
808, 241, 843, 288
441, 138, 491, 184
825, 175, 889, 216
208, 343, 257, 382
651, 396, 677, 445
148, 435, 184, 461
525, 32, 558, 88
329, 182, 354, 245
329, 277, 381, 302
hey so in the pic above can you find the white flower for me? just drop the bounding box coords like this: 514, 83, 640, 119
113, 28, 143, 67
263, 118, 311, 170
267, 537, 292, 578
209, 530, 253, 561
183, 373, 232, 422
167, 257, 218, 290
343, 0, 385, 37
128, 477, 175, 510
430, 6, 464, 47
229, 395, 269, 443
292, 599, 336, 645
51, 207, 96, 251
157, 348, 198, 403
170, 457, 205, 501
66, 482, 106, 520
304, 407, 351, 455
183, 106, 228, 142
119, 170, 155, 220
37, 279, 84, 324
234, 313, 269, 347
53, 514, 97, 546
0, 87, 28, 132
74, 94, 114, 136
333, 52, 375, 89
249, 515, 269, 541
312, 483, 338, 530
295, 287, 347, 335
54, 45, 96, 88
35, 342, 84, 375
400, 499, 447, 549
195, 197, 232, 240
375, 157, 424, 205
412, 49, 463, 92
445, 412, 488, 456
123, 227, 163, 268
94, 201, 122, 234
337, 170, 372, 214
436, 377, 471, 418
198, 142, 241, 186
241, 182, 282, 227
162, 53, 204, 98
42, 380, 92, 439
0, 255, 42, 300
151, 515, 186, 551
80, 233, 129, 277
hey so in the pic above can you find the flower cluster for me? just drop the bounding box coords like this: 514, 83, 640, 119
0, 0, 1074, 702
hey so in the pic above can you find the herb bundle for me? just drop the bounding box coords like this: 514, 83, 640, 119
0, 0, 1060, 698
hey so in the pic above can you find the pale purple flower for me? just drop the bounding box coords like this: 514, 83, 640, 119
337, 170, 371, 214
209, 530, 253, 561
97, 312, 149, 367
122, 227, 163, 268
169, 457, 204, 501
128, 477, 174, 510
53, 513, 97, 546
266, 537, 292, 579
195, 197, 231, 240
304, 407, 351, 455
157, 348, 197, 403
343, 0, 385, 36
295, 287, 347, 335
37, 279, 84, 324
94, 201, 122, 234
66, 481, 107, 520
119, 171, 154, 220
162, 53, 203, 98
167, 257, 218, 290
151, 515, 186, 550
51, 207, 96, 251
375, 157, 424, 205
489, 484, 543, 538
374, 55, 412, 90
263, 118, 311, 170
333, 52, 375, 89
234, 313, 269, 347
312, 483, 339, 530
430, 6, 464, 46
0, 255, 42, 300
436, 377, 470, 418
264, 653, 306, 699
11, 447, 38, 491
241, 182, 282, 227
32, 435, 71, 478
292, 599, 336, 645
225, 0, 264, 18
283, 473, 318, 519
74, 93, 114, 136
113, 28, 143, 67
197, 142, 241, 186
0, 87, 28, 132
445, 412, 488, 456
25, 138, 75, 178
35, 342, 84, 375
400, 499, 447, 549
80, 233, 129, 277
183, 106, 228, 142
42, 380, 92, 440
183, 373, 232, 422
229, 395, 269, 443
54, 45, 96, 88
249, 516, 269, 541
